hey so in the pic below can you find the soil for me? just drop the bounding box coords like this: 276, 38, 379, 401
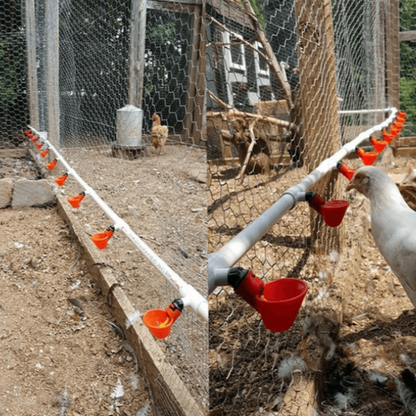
1, 141, 208, 415
0, 207, 151, 416
208, 147, 416, 416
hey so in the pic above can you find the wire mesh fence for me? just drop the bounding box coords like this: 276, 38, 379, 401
207, 0, 415, 415
2, 0, 207, 415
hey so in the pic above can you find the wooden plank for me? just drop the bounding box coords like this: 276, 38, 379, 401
386, 0, 400, 109
56, 195, 205, 416
0, 149, 28, 158
25, 0, 39, 130
400, 30, 416, 42
45, 0, 60, 150
392, 146, 416, 157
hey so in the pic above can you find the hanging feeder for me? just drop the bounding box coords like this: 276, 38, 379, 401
305, 191, 349, 227
356, 147, 378, 165
143, 298, 184, 339
67, 191, 85, 209
91, 225, 115, 250
337, 161, 355, 181
55, 172, 68, 186
227, 268, 308, 333
369, 137, 388, 153
46, 159, 58, 171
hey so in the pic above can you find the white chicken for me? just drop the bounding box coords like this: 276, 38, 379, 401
346, 166, 416, 307
150, 113, 168, 156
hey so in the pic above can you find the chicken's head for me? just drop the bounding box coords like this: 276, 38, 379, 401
346, 168, 371, 195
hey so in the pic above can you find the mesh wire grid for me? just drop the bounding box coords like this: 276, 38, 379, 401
4, 0, 208, 415
207, 0, 414, 415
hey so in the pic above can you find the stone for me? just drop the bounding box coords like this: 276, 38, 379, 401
0, 178, 13, 208
12, 178, 55, 208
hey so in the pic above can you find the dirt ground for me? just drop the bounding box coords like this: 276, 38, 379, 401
208, 147, 416, 416
0, 206, 152, 416
1, 141, 208, 415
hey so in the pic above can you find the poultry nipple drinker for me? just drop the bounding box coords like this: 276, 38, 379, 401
227, 268, 308, 332
91, 225, 115, 250
305, 191, 349, 227
143, 298, 184, 339
356, 147, 379, 165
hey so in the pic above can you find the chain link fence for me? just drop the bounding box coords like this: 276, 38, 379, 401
208, 0, 414, 415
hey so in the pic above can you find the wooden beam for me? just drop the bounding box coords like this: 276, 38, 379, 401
386, 0, 400, 109
400, 30, 416, 42
128, 0, 147, 108
45, 0, 60, 150
25, 0, 39, 130
191, 2, 207, 145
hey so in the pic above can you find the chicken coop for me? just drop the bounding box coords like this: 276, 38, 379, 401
208, 0, 416, 415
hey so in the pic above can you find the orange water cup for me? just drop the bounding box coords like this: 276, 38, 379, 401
46, 159, 58, 170
143, 299, 183, 339
55, 173, 68, 186
67, 192, 85, 208
369, 137, 387, 153
256, 279, 308, 332
90, 226, 114, 250
356, 148, 378, 165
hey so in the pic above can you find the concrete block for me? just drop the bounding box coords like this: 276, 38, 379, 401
0, 178, 13, 208
12, 178, 55, 208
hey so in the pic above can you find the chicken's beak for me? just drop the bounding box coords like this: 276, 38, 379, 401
346, 178, 359, 192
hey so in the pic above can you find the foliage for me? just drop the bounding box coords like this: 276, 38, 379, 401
400, 78, 416, 135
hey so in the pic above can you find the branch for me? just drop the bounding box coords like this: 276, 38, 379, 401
241, 0, 293, 108
207, 109, 299, 133
207, 15, 270, 63
207, 88, 232, 110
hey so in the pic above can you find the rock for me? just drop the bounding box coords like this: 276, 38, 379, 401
12, 178, 56, 208
187, 167, 207, 184
0, 178, 13, 208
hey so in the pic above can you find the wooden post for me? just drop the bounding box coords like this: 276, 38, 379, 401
191, 1, 206, 145
293, 0, 343, 255
373, 0, 386, 124
25, 0, 39, 130
45, 0, 60, 148
184, 5, 202, 144
386, 0, 400, 109
128, 0, 147, 108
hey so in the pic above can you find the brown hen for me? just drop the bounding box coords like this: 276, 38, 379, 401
151, 114, 168, 156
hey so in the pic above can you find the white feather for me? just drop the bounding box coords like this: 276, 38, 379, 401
126, 310, 142, 329
278, 356, 308, 380
136, 401, 150, 416
110, 379, 124, 401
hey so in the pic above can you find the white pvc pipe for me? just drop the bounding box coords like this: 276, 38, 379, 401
28, 126, 208, 321
208, 107, 398, 293
338, 108, 392, 114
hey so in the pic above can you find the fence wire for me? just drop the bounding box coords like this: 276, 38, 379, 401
2, 0, 207, 415
208, 0, 414, 415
